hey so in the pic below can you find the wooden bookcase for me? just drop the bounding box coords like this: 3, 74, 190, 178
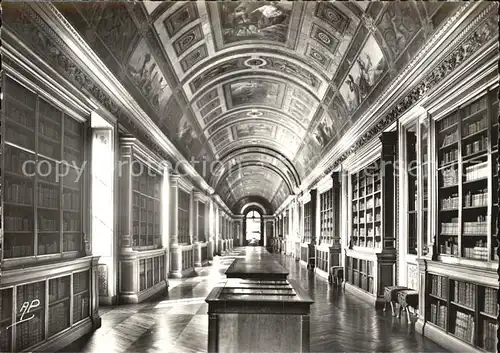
131, 158, 161, 249
0, 267, 94, 352
138, 256, 166, 292
436, 90, 498, 262
178, 189, 190, 245
118, 137, 167, 302
346, 257, 375, 294
345, 132, 397, 305
319, 188, 334, 245
303, 202, 311, 243
198, 202, 206, 242
351, 160, 382, 249
2, 76, 85, 261
426, 273, 498, 352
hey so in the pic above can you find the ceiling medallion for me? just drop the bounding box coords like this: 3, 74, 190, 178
247, 109, 263, 117
244, 57, 267, 69
317, 32, 331, 44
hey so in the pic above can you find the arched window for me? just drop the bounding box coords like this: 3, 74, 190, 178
245, 210, 262, 243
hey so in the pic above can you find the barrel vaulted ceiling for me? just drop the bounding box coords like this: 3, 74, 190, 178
36, 1, 463, 211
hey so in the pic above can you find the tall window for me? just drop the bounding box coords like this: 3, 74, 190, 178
246, 210, 261, 241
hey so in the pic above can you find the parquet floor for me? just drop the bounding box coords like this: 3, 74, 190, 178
60, 249, 448, 353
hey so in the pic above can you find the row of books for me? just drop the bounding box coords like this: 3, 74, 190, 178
6, 126, 33, 149
4, 214, 32, 231
464, 190, 488, 207
463, 246, 489, 260
465, 162, 488, 181
63, 236, 81, 252
5, 147, 35, 175
453, 311, 474, 344
441, 131, 458, 148
463, 117, 488, 137
484, 287, 497, 316
73, 294, 90, 323
6, 103, 34, 129
441, 221, 459, 235
441, 149, 458, 165
463, 136, 488, 157
62, 191, 81, 210
73, 271, 90, 294
429, 303, 447, 328
441, 240, 459, 256
482, 319, 498, 352
38, 184, 59, 209
48, 301, 70, 337
5, 181, 33, 205
17, 282, 45, 311
39, 216, 58, 232
63, 218, 81, 232
430, 275, 448, 299
39, 119, 61, 141
64, 116, 83, 136
49, 277, 70, 302
453, 280, 476, 309
462, 96, 487, 117
463, 218, 487, 235
16, 313, 44, 351
439, 112, 458, 132
0, 290, 13, 320
4, 244, 34, 258
441, 195, 458, 210
38, 237, 60, 255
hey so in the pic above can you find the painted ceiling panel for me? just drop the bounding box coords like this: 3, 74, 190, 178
46, 1, 465, 212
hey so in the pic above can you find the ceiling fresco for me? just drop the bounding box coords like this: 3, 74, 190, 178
43, 1, 465, 212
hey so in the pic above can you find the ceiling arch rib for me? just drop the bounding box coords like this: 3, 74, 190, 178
217, 164, 295, 199
214, 162, 296, 194
210, 147, 302, 190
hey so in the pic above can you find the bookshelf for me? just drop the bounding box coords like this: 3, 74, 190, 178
48, 275, 71, 337
319, 188, 334, 245
425, 273, 498, 352
303, 202, 311, 243
346, 257, 374, 294
16, 280, 45, 351
138, 254, 167, 293
198, 202, 206, 242
436, 90, 498, 262
351, 160, 382, 248
2, 76, 85, 260
178, 189, 190, 244
132, 159, 162, 249
0, 288, 13, 352
73, 270, 90, 324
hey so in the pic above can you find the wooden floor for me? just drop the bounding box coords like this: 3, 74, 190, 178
60, 250, 448, 353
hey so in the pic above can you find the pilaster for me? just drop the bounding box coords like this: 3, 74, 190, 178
309, 189, 318, 266
169, 175, 181, 277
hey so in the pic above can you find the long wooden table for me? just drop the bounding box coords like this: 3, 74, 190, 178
224, 246, 289, 281
206, 247, 313, 353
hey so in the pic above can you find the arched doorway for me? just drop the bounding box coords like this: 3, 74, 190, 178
244, 210, 264, 246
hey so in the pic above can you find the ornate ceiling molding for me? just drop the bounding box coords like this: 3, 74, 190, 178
300, 2, 493, 194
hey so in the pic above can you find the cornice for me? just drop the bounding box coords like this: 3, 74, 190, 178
300, 2, 495, 195
119, 136, 166, 172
